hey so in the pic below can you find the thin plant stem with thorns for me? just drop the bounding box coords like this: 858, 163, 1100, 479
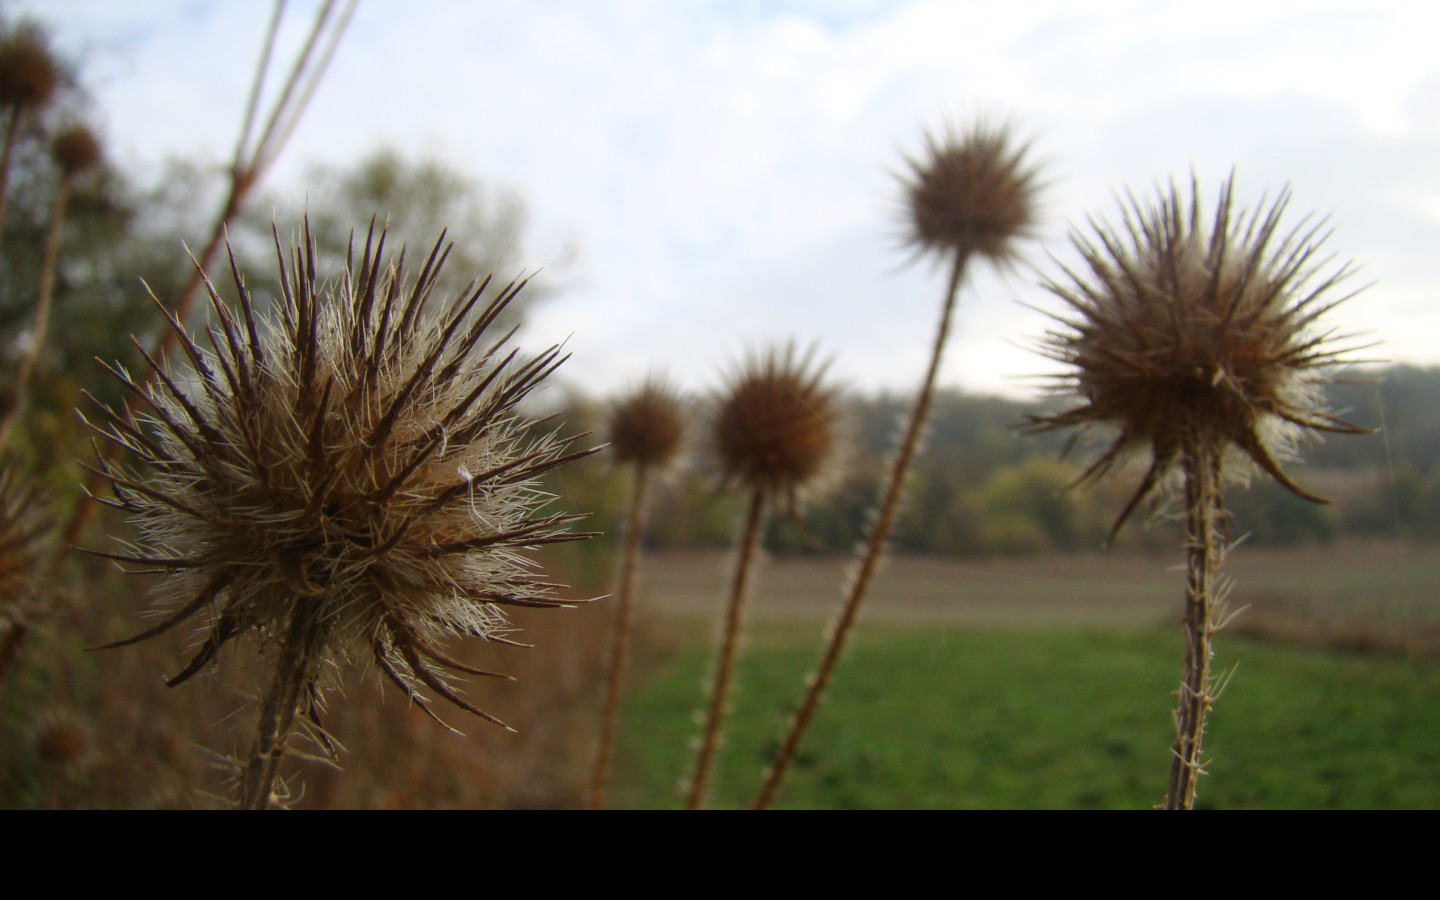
590, 378, 684, 810
1026, 172, 1370, 808
753, 120, 1040, 809
686, 487, 765, 810
689, 345, 841, 810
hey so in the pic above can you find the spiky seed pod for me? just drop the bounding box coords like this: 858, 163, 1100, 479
86, 222, 598, 737
0, 24, 59, 112
608, 378, 685, 468
1028, 173, 1368, 540
713, 345, 842, 513
51, 125, 102, 177
901, 120, 1041, 266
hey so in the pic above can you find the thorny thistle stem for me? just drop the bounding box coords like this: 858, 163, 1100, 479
1027, 173, 1369, 806
753, 250, 966, 810
589, 464, 653, 810
753, 119, 1037, 809
238, 599, 330, 810
1165, 433, 1223, 810
589, 377, 683, 808
687, 487, 766, 810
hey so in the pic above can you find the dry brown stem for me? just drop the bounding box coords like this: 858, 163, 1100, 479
752, 249, 967, 810
238, 600, 329, 809
0, 174, 71, 450
1164, 434, 1223, 809
589, 464, 653, 810
687, 487, 766, 810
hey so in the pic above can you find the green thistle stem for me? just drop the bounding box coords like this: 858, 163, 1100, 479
752, 249, 969, 810
589, 463, 653, 810
1165, 434, 1224, 810
687, 487, 766, 810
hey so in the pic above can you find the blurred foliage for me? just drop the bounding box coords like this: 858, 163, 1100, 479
556, 368, 1440, 560
241, 146, 561, 333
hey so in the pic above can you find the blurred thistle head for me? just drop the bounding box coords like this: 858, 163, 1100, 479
51, 124, 102, 177
608, 376, 685, 469
32, 709, 90, 769
0, 22, 60, 112
86, 221, 597, 729
0, 455, 50, 627
1028, 172, 1370, 540
900, 118, 1041, 268
713, 344, 844, 514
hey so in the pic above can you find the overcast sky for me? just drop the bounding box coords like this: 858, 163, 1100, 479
10, 0, 1439, 401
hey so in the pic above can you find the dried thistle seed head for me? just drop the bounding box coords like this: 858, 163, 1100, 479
86, 222, 597, 729
608, 377, 685, 468
0, 455, 50, 628
901, 119, 1041, 266
51, 124, 102, 177
0, 23, 59, 112
1028, 173, 1369, 539
713, 345, 843, 510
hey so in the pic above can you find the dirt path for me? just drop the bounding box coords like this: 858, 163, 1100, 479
628, 540, 1439, 630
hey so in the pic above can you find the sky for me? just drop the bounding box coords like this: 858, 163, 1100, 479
8, 0, 1440, 402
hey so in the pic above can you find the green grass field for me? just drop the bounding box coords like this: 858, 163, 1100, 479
608, 628, 1440, 809
604, 543, 1440, 809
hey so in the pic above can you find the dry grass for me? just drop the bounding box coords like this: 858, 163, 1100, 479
2, 529, 612, 809
634, 540, 1440, 640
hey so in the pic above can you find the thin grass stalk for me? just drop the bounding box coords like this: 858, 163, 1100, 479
0, 174, 70, 449
589, 464, 653, 810
752, 249, 968, 810
238, 599, 329, 809
58, 0, 355, 551
687, 487, 766, 810
1164, 433, 1223, 810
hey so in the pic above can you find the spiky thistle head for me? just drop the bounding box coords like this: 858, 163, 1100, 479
713, 344, 843, 513
51, 124, 102, 177
86, 222, 597, 730
0, 23, 59, 112
1027, 172, 1369, 541
901, 119, 1041, 267
609, 376, 685, 469
0, 455, 49, 628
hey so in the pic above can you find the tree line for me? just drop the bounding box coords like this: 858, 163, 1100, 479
544, 367, 1440, 558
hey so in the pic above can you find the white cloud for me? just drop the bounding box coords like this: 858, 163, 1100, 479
12, 0, 1439, 400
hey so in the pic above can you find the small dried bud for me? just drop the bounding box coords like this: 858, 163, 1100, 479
713, 345, 843, 511
33, 710, 89, 767
51, 125, 102, 177
901, 120, 1040, 266
0, 24, 59, 112
609, 378, 685, 468
87, 222, 597, 729
1027, 173, 1369, 540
